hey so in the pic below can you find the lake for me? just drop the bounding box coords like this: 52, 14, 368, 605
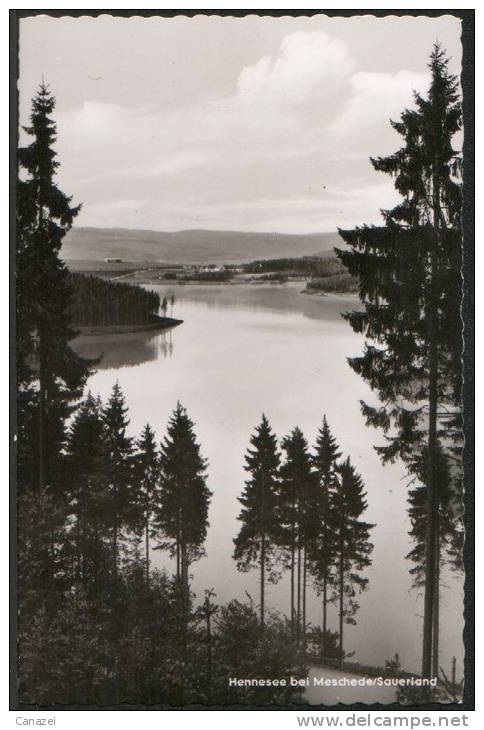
73, 281, 464, 698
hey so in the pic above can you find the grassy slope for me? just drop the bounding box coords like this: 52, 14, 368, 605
62, 227, 340, 265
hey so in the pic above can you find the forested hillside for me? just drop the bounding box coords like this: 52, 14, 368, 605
68, 273, 161, 327
242, 254, 358, 292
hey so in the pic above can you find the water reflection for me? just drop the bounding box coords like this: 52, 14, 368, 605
81, 283, 463, 679
72, 285, 359, 372
73, 284, 357, 372
72, 326, 176, 370
158, 328, 174, 360
143, 282, 361, 323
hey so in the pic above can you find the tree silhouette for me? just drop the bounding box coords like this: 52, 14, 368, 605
16, 85, 95, 704
234, 415, 280, 629
331, 458, 373, 665
278, 426, 316, 645
156, 403, 210, 592
17, 82, 91, 494
134, 424, 160, 589
66, 392, 110, 593
308, 416, 341, 646
405, 445, 460, 673
102, 382, 135, 583
336, 44, 462, 677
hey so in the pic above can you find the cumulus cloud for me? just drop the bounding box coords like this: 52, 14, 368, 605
237, 31, 354, 105
334, 70, 428, 134
29, 25, 460, 234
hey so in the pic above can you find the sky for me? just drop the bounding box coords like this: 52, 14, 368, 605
18, 14, 462, 234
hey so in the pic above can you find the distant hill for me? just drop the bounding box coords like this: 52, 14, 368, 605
62, 227, 340, 266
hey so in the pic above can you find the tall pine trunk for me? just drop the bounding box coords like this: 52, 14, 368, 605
38, 332, 46, 492
145, 492, 150, 589
205, 597, 213, 704
422, 159, 441, 679
422, 267, 439, 678
111, 509, 120, 704
338, 543, 344, 669
180, 537, 189, 707
75, 506, 82, 582
260, 472, 266, 630
181, 541, 189, 596
290, 525, 295, 636
296, 539, 301, 646
302, 547, 307, 651
432, 519, 441, 677
323, 571, 328, 638
113, 511, 118, 583
260, 530, 265, 629
176, 508, 181, 580
93, 515, 99, 595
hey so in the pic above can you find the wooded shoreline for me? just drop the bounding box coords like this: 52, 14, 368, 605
75, 315, 183, 337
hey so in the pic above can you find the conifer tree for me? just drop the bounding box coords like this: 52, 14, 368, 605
336, 44, 462, 677
66, 392, 110, 593
153, 405, 210, 703
309, 416, 341, 644
234, 415, 280, 629
102, 382, 135, 583
331, 458, 373, 665
156, 403, 210, 593
278, 426, 316, 644
405, 446, 459, 675
16, 87, 94, 700
17, 83, 91, 493
134, 424, 160, 589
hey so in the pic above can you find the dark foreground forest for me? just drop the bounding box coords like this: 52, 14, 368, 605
15, 44, 465, 707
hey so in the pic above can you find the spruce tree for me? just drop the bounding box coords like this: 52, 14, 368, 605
66, 392, 110, 593
278, 426, 316, 644
153, 405, 210, 703
405, 446, 459, 675
331, 458, 373, 665
134, 424, 160, 589
234, 414, 280, 629
102, 382, 135, 583
336, 44, 462, 677
17, 83, 91, 493
156, 403, 210, 592
308, 416, 341, 646
17, 86, 94, 703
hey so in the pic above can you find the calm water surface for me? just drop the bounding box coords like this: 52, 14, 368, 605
74, 282, 464, 683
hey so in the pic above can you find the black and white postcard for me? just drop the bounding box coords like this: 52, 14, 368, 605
13, 9, 474, 710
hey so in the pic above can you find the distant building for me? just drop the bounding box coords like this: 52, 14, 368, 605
200, 264, 222, 273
